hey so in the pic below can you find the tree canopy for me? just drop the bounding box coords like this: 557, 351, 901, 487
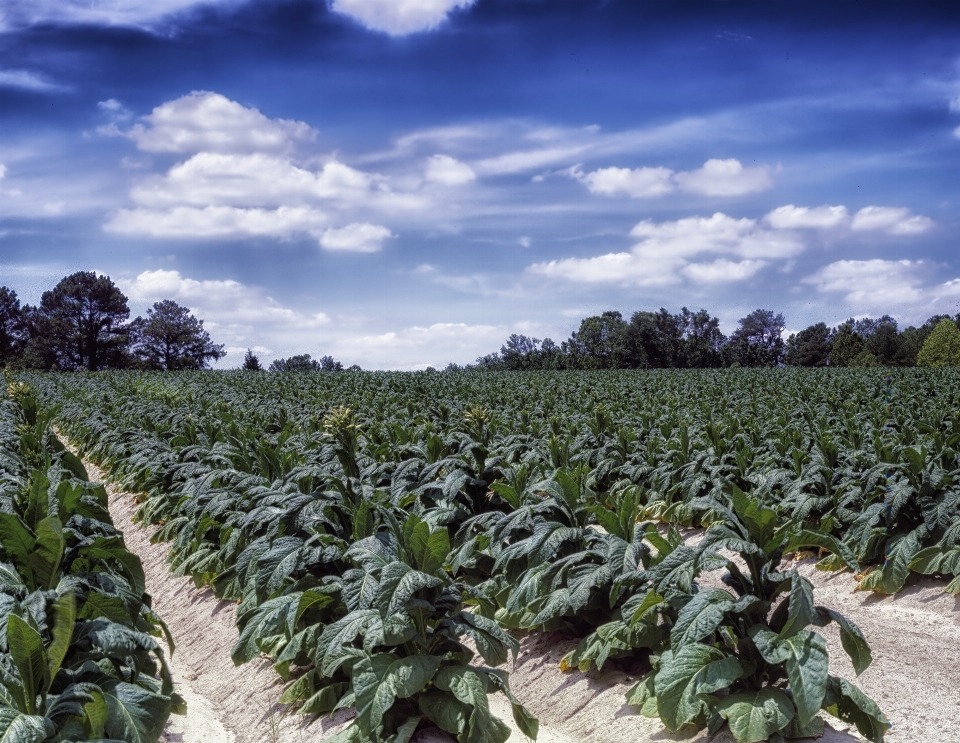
917, 319, 960, 367
131, 299, 226, 370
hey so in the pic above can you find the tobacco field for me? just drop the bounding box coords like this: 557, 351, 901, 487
13, 367, 960, 743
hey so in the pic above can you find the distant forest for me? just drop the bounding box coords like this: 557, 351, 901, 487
464, 307, 960, 371
3, 274, 958, 372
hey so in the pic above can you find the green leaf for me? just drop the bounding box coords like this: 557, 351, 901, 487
776, 572, 816, 640
483, 668, 538, 740
749, 626, 828, 727
0, 708, 54, 743
730, 486, 778, 546
409, 526, 450, 576
376, 562, 442, 617
45, 593, 75, 692
389, 715, 422, 743
786, 530, 859, 572
815, 608, 872, 675
0, 513, 36, 582
434, 666, 511, 743
7, 615, 47, 713
822, 676, 890, 743
27, 516, 63, 591
419, 691, 469, 736
101, 680, 172, 743
58, 450, 89, 482
353, 500, 375, 541
716, 688, 794, 743
654, 645, 744, 731
300, 683, 349, 715
353, 654, 441, 732
670, 589, 735, 648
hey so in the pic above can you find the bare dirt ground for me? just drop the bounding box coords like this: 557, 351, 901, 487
72, 444, 960, 743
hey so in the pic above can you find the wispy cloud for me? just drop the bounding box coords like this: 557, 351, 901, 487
0, 69, 62, 92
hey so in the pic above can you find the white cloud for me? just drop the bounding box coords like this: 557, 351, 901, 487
579, 166, 674, 198
424, 155, 476, 185
764, 204, 849, 229
104, 205, 328, 240
331, 321, 510, 370
850, 206, 934, 234
0, 165, 6, 180
476, 146, 589, 175
0, 69, 61, 92
682, 258, 767, 283
125, 92, 315, 154
329, 0, 477, 35
121, 268, 329, 333
803, 259, 933, 306
129, 154, 378, 208
672, 158, 772, 196
0, 0, 247, 29
573, 158, 772, 199
529, 212, 801, 287
319, 223, 393, 252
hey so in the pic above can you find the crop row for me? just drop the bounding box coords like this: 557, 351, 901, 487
21, 368, 943, 742
0, 376, 180, 742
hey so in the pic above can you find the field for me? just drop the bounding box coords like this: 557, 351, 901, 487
9, 367, 960, 743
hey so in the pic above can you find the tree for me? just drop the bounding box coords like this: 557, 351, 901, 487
830, 321, 864, 367
917, 319, 960, 367
859, 315, 899, 365
724, 309, 786, 367
269, 353, 343, 371
131, 300, 225, 370
30, 272, 130, 370
784, 323, 832, 367
563, 311, 629, 369
678, 307, 726, 368
624, 309, 683, 368
0, 287, 27, 367
270, 354, 322, 371
242, 349, 262, 370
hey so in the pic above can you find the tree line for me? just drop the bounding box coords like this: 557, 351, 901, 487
0, 272, 226, 370
469, 307, 960, 371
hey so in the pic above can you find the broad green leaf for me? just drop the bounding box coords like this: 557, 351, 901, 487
670, 589, 735, 648
716, 688, 794, 743
0, 708, 54, 743
300, 683, 349, 715
815, 608, 872, 675
822, 676, 890, 743
786, 530, 859, 572
28, 517, 63, 590
419, 691, 469, 736
102, 680, 171, 743
409, 526, 450, 576
776, 572, 816, 640
654, 645, 743, 731
353, 654, 440, 732
45, 593, 75, 692
749, 626, 828, 726
0, 513, 36, 581
389, 715, 422, 743
7, 615, 47, 712
376, 562, 442, 617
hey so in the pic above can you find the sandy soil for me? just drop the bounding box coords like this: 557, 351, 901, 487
70, 442, 960, 743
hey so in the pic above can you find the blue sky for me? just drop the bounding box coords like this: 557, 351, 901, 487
3, 0, 960, 369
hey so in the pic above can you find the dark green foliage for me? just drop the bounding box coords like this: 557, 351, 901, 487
130, 300, 225, 370
0, 379, 180, 742
783, 323, 832, 367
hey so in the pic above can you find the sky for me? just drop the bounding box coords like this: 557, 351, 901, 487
3, 0, 960, 369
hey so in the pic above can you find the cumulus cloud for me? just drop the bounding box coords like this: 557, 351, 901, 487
104, 205, 328, 239
802, 259, 934, 306
103, 92, 424, 245
850, 206, 933, 235
529, 212, 801, 287
672, 158, 772, 196
122, 269, 330, 326
764, 204, 849, 229
329, 0, 476, 36
578, 166, 674, 198
125, 92, 315, 154
573, 158, 772, 198
129, 154, 377, 208
424, 155, 476, 185
319, 223, 393, 252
